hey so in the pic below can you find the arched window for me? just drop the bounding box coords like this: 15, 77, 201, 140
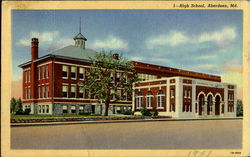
146, 91, 153, 108
157, 90, 164, 108
136, 92, 143, 109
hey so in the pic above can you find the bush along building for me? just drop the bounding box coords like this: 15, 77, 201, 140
19, 30, 237, 117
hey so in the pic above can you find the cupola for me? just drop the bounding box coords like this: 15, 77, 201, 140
74, 17, 87, 49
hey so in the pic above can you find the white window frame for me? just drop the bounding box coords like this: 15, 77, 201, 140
28, 70, 30, 82
38, 86, 40, 98
62, 65, 68, 79
79, 67, 85, 80
146, 92, 153, 109
41, 66, 44, 79
25, 71, 28, 83
46, 65, 49, 78
71, 84, 76, 98
41, 85, 45, 98
38, 67, 40, 80
157, 91, 164, 108
71, 66, 77, 80
62, 85, 68, 98
79, 86, 85, 99
136, 92, 143, 109
170, 104, 175, 112
171, 89, 175, 98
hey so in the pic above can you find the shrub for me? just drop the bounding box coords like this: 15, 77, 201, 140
15, 109, 24, 115
140, 107, 152, 116
79, 111, 91, 115
237, 100, 243, 117
23, 108, 31, 115
152, 108, 159, 116
123, 110, 133, 115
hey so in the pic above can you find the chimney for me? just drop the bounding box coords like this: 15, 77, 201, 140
112, 53, 119, 60
31, 38, 39, 60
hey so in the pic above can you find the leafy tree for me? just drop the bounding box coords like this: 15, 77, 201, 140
237, 99, 243, 117
79, 50, 138, 116
15, 98, 23, 115
10, 97, 17, 114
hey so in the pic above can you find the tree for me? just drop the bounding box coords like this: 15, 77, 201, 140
237, 99, 243, 117
79, 50, 138, 116
10, 97, 17, 114
15, 98, 23, 115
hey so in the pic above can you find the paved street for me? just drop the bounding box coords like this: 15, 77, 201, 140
11, 120, 242, 149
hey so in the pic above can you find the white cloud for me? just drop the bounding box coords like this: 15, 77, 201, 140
146, 31, 189, 48
198, 27, 236, 44
146, 27, 237, 49
17, 31, 59, 46
92, 35, 128, 51
47, 38, 74, 52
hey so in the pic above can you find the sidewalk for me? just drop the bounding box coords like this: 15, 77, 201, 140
11, 117, 242, 127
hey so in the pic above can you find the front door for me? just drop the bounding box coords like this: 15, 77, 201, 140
198, 95, 205, 115
215, 96, 220, 115
91, 105, 95, 114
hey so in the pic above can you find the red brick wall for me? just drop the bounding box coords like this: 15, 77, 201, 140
134, 86, 166, 112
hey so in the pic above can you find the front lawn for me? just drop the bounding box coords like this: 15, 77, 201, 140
11, 114, 133, 119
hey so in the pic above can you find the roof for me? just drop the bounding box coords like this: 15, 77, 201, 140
73, 33, 87, 41
50, 45, 97, 61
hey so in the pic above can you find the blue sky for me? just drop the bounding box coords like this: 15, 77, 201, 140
12, 10, 243, 95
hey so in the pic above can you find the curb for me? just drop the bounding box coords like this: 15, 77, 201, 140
11, 117, 243, 127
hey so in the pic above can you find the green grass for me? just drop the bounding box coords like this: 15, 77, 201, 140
11, 114, 134, 119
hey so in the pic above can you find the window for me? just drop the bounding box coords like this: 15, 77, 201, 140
188, 90, 191, 98
71, 66, 77, 79
62, 85, 68, 97
38, 67, 40, 80
170, 89, 175, 98
27, 70, 30, 82
62, 65, 68, 78
25, 87, 27, 99
38, 86, 40, 98
41, 66, 44, 79
28, 87, 30, 99
42, 105, 45, 113
79, 67, 85, 80
79, 86, 85, 98
121, 90, 127, 101
71, 85, 76, 98
62, 105, 68, 113
38, 105, 41, 113
136, 92, 143, 108
25, 71, 27, 83
71, 106, 76, 113
79, 106, 84, 113
46, 105, 49, 113
157, 90, 164, 108
170, 104, 175, 112
45, 85, 49, 98
43, 85, 46, 98
184, 90, 187, 98
146, 91, 153, 108
208, 95, 213, 113
46, 65, 49, 78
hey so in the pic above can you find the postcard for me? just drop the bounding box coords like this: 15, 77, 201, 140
1, 1, 249, 157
